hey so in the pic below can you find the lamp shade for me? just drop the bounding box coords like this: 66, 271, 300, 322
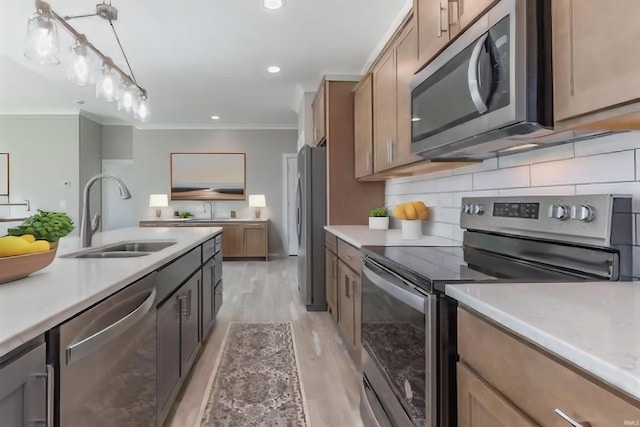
149, 194, 168, 207
249, 194, 266, 208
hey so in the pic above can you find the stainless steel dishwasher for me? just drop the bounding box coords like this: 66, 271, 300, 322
58, 272, 157, 427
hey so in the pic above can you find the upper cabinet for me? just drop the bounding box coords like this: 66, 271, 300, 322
553, 0, 640, 129
354, 74, 374, 178
373, 19, 422, 173
416, 0, 451, 66
311, 82, 327, 145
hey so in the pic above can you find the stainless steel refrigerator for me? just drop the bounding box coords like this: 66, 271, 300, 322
296, 144, 326, 311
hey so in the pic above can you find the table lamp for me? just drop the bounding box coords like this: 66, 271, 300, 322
149, 194, 168, 218
249, 194, 266, 219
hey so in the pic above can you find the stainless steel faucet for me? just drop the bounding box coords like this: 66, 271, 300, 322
80, 174, 132, 247
203, 202, 214, 220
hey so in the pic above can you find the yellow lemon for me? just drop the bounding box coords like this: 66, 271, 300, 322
27, 240, 50, 254
20, 234, 36, 243
404, 202, 418, 220
412, 201, 430, 221
0, 236, 32, 257
393, 204, 407, 220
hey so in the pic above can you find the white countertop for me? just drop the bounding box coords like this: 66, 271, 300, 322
446, 281, 640, 400
324, 225, 460, 249
0, 226, 221, 357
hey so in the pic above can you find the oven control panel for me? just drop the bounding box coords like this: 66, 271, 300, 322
459, 195, 632, 246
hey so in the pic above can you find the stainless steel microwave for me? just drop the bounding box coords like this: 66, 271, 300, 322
410, 0, 553, 160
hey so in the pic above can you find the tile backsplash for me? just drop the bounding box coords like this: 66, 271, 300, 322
385, 132, 640, 276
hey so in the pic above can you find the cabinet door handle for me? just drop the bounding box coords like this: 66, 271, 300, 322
449, 1, 459, 26
345, 275, 351, 298
177, 293, 187, 321
554, 409, 592, 427
438, 1, 449, 37
26, 371, 47, 425
387, 140, 393, 164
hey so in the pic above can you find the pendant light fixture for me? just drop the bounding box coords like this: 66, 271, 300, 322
24, 0, 149, 120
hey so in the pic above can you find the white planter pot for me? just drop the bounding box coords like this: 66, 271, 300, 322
369, 216, 389, 230
401, 220, 422, 239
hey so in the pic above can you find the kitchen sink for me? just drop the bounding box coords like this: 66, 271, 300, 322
62, 240, 177, 259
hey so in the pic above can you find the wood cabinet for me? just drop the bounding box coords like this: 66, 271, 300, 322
373, 19, 422, 174
312, 82, 326, 145
221, 223, 244, 258
324, 231, 361, 363
157, 291, 182, 418
244, 223, 268, 257
354, 74, 374, 178
0, 341, 47, 427
455, 0, 497, 35
322, 79, 385, 224
552, 0, 640, 129
325, 248, 338, 322
457, 307, 640, 427
457, 362, 538, 427
201, 255, 215, 338
416, 0, 450, 66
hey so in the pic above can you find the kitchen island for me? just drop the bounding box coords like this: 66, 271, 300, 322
446, 281, 640, 426
0, 226, 222, 358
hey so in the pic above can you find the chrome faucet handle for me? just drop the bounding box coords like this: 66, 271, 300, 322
91, 213, 101, 235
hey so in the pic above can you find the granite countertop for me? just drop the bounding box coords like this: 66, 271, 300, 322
0, 226, 221, 357
324, 225, 460, 249
446, 281, 640, 401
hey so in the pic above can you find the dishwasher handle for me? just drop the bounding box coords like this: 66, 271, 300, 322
66, 288, 156, 365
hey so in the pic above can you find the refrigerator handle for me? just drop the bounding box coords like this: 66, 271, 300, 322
296, 174, 302, 245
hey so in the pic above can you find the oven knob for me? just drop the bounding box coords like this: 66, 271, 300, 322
463, 204, 472, 215
571, 205, 595, 222
473, 204, 485, 215
548, 204, 569, 220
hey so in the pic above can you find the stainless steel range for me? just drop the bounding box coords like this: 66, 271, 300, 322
359, 194, 633, 427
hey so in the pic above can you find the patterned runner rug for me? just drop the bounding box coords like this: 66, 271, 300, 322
199, 322, 308, 426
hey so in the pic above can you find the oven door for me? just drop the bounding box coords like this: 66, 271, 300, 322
361, 258, 437, 427
410, 0, 522, 159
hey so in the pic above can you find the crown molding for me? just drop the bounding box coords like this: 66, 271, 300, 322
133, 123, 298, 131
361, 0, 413, 75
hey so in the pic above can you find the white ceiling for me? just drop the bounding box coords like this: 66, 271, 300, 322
0, 0, 409, 128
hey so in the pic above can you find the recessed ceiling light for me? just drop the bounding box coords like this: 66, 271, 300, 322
211, 115, 220, 120
267, 66, 281, 73
264, 0, 285, 9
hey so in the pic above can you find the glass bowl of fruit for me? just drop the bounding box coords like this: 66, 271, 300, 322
0, 210, 74, 284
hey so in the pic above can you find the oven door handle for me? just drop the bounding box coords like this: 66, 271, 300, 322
468, 32, 489, 114
363, 264, 426, 314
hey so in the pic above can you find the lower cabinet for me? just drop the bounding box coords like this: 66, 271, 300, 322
157, 273, 202, 424
457, 362, 537, 427
201, 256, 215, 338
325, 248, 338, 322
221, 224, 244, 258
218, 222, 268, 259
0, 340, 47, 427
337, 260, 357, 348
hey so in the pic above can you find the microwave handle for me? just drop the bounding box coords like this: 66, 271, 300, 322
467, 32, 489, 114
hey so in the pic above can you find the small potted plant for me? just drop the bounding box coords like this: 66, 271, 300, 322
7, 210, 75, 248
369, 207, 390, 230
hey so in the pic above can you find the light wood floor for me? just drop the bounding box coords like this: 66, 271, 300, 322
167, 257, 363, 427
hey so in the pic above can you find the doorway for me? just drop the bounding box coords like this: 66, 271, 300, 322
283, 153, 298, 256
101, 159, 137, 231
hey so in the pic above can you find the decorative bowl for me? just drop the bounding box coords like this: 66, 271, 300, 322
0, 246, 58, 285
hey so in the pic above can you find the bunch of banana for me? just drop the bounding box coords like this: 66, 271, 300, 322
0, 235, 50, 257
393, 201, 430, 220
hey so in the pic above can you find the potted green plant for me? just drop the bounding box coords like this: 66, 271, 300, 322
7, 210, 75, 247
369, 207, 390, 230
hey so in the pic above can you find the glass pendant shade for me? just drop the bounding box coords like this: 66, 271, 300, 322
95, 65, 121, 102
135, 97, 149, 121
24, 12, 59, 64
67, 44, 93, 86
117, 84, 138, 112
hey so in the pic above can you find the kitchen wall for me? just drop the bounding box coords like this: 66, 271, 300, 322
0, 115, 80, 236
132, 128, 298, 257
102, 124, 133, 159
385, 132, 640, 275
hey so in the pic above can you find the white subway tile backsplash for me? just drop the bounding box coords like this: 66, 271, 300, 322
531, 150, 635, 186
385, 193, 454, 209
386, 169, 453, 186
473, 166, 530, 190
452, 226, 464, 242
576, 182, 640, 212
430, 207, 461, 224
498, 185, 576, 196
574, 132, 640, 157
497, 143, 575, 169
422, 221, 455, 239
386, 173, 473, 195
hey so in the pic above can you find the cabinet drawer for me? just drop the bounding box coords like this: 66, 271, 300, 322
156, 247, 201, 303
202, 236, 217, 261
457, 307, 640, 427
338, 239, 360, 274
325, 232, 338, 254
